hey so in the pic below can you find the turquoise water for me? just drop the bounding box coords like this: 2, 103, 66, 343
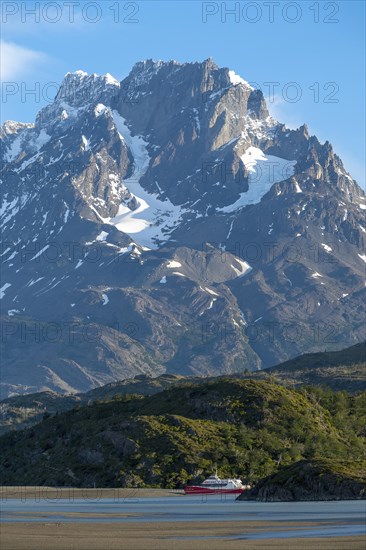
1, 495, 365, 539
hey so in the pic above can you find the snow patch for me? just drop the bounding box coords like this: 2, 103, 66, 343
63, 203, 70, 223
0, 197, 19, 227
166, 260, 182, 268
192, 108, 200, 134
103, 73, 120, 86
96, 231, 108, 242
72, 70, 88, 77
94, 103, 108, 117
33, 129, 50, 149
81, 135, 90, 151
0, 283, 11, 299
228, 70, 253, 90
30, 245, 49, 261
219, 147, 296, 213
4, 135, 23, 162
28, 277, 45, 287
159, 276, 167, 284
293, 180, 302, 193
231, 258, 252, 278
204, 287, 219, 297
98, 110, 185, 248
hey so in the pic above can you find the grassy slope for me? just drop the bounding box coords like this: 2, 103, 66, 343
269, 342, 365, 371
256, 342, 366, 392
0, 380, 364, 489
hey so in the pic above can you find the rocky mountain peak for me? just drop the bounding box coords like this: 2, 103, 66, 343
0, 120, 34, 139
122, 58, 252, 105
300, 124, 310, 138
128, 58, 177, 81
0, 58, 365, 398
35, 70, 120, 129
57, 70, 120, 103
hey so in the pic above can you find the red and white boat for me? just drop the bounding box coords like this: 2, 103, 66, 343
184, 474, 249, 495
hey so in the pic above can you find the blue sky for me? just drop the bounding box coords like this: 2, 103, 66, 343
1, 0, 365, 184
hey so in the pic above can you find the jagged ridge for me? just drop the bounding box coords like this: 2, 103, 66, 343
0, 59, 365, 397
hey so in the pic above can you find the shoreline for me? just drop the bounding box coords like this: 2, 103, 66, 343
0, 486, 183, 500
1, 486, 365, 502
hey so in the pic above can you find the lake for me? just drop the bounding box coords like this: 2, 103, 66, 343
1, 495, 365, 540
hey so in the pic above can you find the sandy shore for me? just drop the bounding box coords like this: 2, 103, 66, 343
1, 521, 364, 549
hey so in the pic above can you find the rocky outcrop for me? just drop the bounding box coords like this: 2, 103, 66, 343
238, 459, 366, 501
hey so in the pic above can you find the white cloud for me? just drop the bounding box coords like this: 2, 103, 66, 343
265, 94, 302, 130
0, 40, 48, 80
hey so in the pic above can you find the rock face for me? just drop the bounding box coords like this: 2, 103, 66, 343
1, 59, 365, 397
238, 460, 366, 501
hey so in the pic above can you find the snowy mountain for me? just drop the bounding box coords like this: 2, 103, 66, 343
1, 59, 365, 397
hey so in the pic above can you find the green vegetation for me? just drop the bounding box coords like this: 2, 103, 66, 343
270, 342, 365, 371
0, 379, 365, 489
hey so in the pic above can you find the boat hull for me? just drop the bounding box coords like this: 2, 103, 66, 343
184, 486, 244, 495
